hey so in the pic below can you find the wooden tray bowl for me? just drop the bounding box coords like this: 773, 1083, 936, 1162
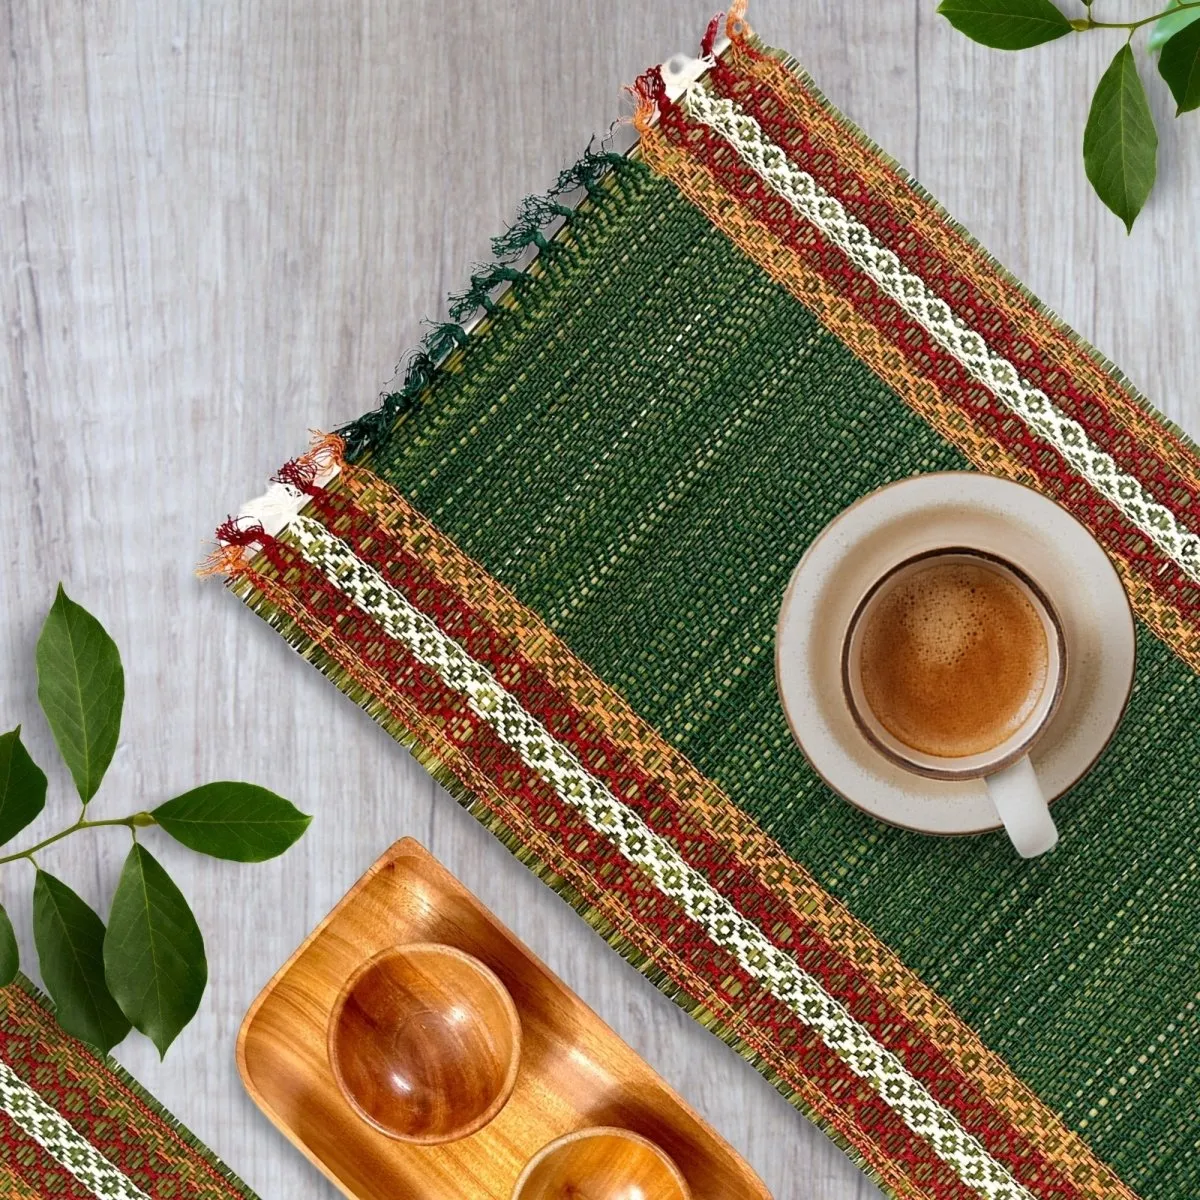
328, 943, 522, 1144
237, 838, 772, 1199
513, 1126, 692, 1200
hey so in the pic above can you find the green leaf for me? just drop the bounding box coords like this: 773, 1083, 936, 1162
937, 0, 1072, 49
104, 845, 206, 1056
1083, 45, 1159, 233
1160, 18, 1200, 113
33, 871, 131, 1051
1149, 0, 1200, 52
35, 586, 124, 804
0, 903, 18, 987
152, 782, 311, 862
0, 727, 47, 846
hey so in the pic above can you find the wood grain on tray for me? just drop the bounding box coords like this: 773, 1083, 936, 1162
237, 839, 772, 1200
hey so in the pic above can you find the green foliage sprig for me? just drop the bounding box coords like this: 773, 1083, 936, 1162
937, 0, 1200, 230
0, 586, 311, 1056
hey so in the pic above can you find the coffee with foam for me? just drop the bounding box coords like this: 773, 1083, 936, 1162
857, 560, 1049, 759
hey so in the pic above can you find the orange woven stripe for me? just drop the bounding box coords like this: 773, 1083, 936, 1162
634, 113, 1200, 678
333, 455, 1138, 1200
1, 986, 250, 1196
232, 556, 933, 1200
728, 37, 1200, 496
0, 1161, 32, 1195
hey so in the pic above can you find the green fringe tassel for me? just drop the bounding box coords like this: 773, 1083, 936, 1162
336, 147, 637, 463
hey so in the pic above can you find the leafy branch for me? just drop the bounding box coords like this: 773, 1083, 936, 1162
0, 586, 312, 1056
0, 813, 151, 866
937, 0, 1200, 229
1072, 1, 1200, 33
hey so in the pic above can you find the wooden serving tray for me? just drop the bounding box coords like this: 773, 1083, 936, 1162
238, 838, 772, 1199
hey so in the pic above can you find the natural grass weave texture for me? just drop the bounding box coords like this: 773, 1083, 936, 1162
336, 148, 1199, 1198
0, 975, 259, 1199
208, 19, 1200, 1197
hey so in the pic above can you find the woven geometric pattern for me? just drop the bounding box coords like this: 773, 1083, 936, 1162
0, 978, 258, 1199
211, 10, 1199, 1199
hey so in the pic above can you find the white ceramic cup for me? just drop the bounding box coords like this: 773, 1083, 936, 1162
841, 548, 1066, 858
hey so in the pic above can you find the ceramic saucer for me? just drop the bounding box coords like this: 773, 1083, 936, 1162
775, 473, 1136, 835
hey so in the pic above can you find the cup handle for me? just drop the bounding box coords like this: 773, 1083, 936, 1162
985, 756, 1058, 858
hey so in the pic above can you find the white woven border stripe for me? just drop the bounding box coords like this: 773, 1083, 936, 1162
0, 1060, 149, 1200
289, 514, 1034, 1200
681, 84, 1200, 584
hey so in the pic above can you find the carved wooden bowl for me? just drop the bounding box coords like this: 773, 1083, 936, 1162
328, 942, 521, 1144
511, 1126, 691, 1200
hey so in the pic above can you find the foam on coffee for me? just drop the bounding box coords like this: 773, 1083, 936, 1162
858, 559, 1049, 759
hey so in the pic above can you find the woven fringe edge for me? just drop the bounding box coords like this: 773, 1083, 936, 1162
229, 574, 931, 1200
742, 31, 1200, 459
336, 145, 646, 464
340, 23, 1200, 468
7, 973, 261, 1199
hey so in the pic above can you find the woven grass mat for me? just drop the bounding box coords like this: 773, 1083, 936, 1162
0, 976, 258, 1199
211, 12, 1198, 1200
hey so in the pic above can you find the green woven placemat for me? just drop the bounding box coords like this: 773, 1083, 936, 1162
0, 975, 259, 1199
211, 12, 1199, 1200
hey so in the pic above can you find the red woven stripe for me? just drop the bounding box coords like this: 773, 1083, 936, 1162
250, 531, 984, 1200
288, 481, 1086, 1199
0, 989, 246, 1199
653, 96, 1200, 627
709, 44, 1200, 525
0, 1106, 94, 1199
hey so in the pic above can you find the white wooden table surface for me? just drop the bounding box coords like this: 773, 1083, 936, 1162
3, 2, 1197, 1197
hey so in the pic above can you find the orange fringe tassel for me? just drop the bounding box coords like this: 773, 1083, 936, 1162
198, 431, 347, 578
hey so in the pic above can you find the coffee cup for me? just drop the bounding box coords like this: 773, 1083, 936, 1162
841, 547, 1066, 857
